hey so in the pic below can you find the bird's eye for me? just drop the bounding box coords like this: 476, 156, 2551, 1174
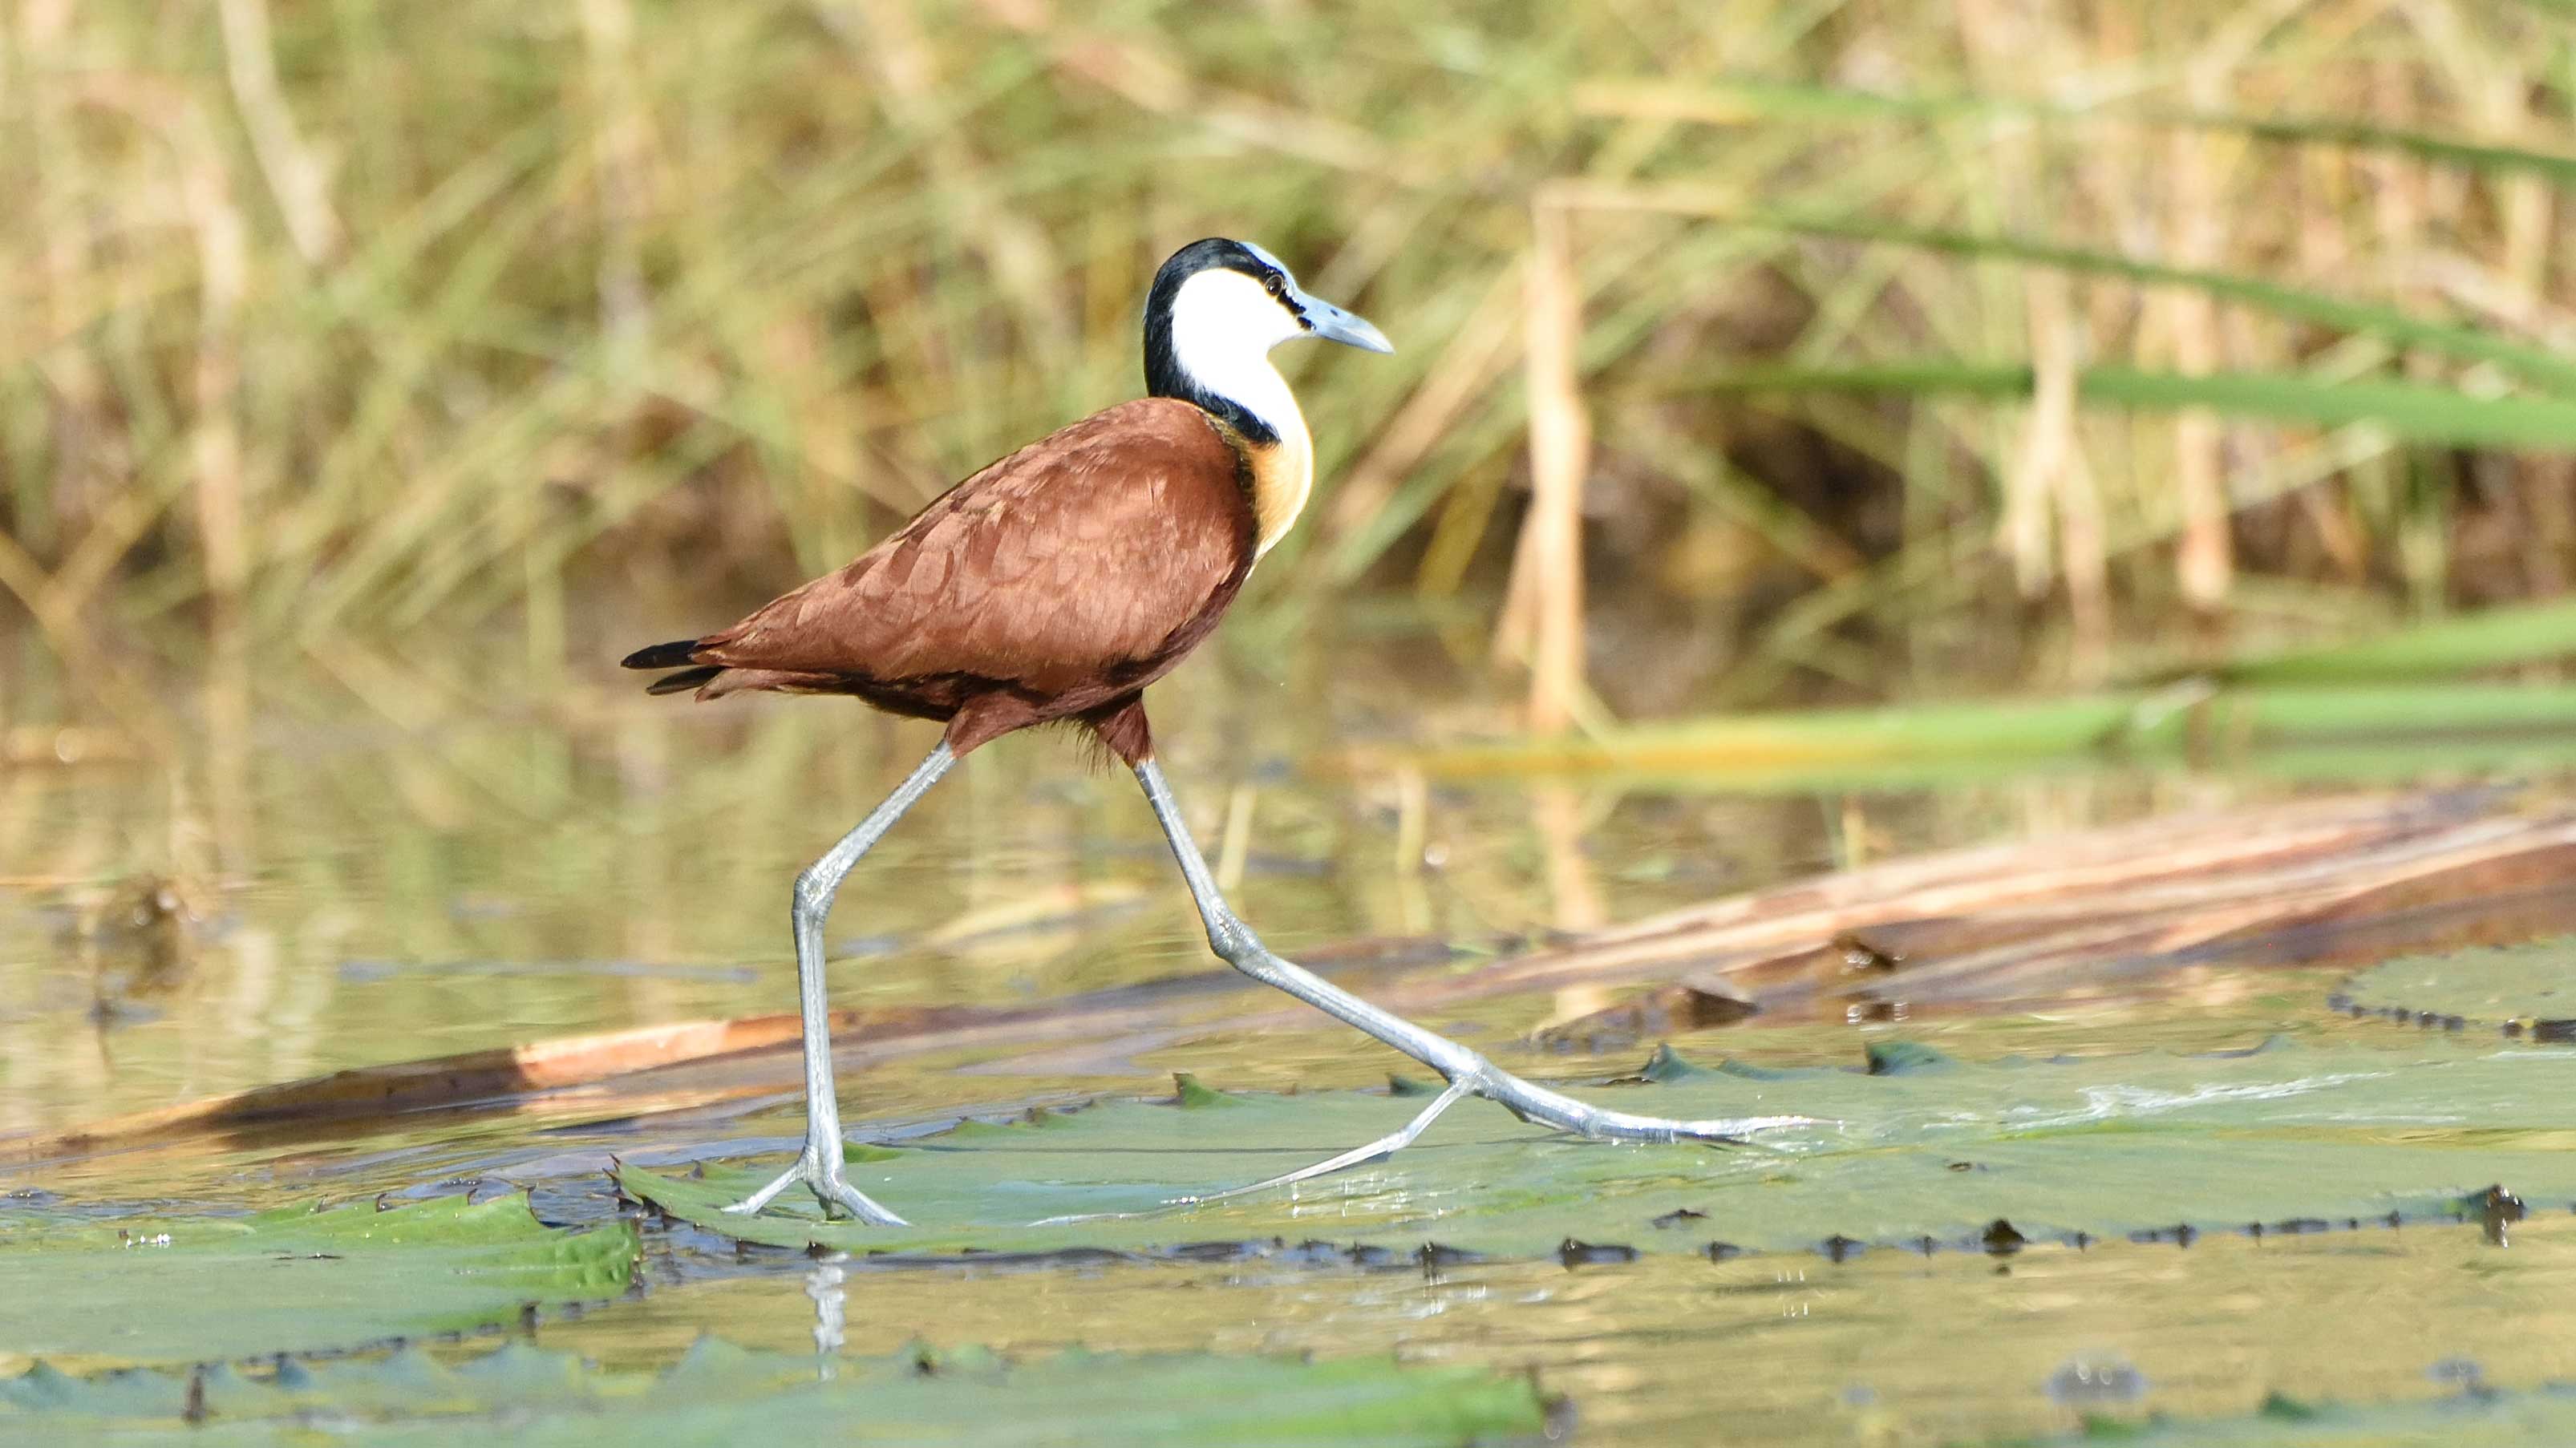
1263, 271, 1286, 298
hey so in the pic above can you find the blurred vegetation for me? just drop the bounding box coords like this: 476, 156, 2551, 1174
2, 0, 2573, 733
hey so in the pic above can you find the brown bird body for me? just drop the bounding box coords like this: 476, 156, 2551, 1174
634, 398, 1258, 764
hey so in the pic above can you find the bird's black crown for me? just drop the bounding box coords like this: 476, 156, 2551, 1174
1143, 238, 1294, 444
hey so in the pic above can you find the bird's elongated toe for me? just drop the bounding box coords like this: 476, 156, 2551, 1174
1497, 1082, 1821, 1146
811, 1169, 909, 1227
721, 1143, 910, 1228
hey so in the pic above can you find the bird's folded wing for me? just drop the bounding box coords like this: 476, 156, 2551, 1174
697, 398, 1250, 692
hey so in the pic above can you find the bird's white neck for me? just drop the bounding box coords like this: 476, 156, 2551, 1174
1164, 270, 1316, 556
1189, 353, 1313, 558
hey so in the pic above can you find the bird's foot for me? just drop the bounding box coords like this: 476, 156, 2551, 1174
721, 1139, 909, 1227
1165, 1078, 1476, 1208
1025, 1080, 1474, 1228
1143, 1069, 1817, 1214
1469, 1062, 1820, 1145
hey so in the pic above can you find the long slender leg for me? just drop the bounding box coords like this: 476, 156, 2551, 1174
725, 742, 956, 1223
1133, 759, 1813, 1187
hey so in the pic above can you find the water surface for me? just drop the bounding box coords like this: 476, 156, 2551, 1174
2, 633, 2558, 1443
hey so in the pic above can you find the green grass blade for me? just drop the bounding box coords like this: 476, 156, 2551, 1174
2219, 597, 2576, 682
1403, 683, 2576, 788
1582, 79, 2576, 185
1703, 216, 2576, 395
1664, 362, 2576, 451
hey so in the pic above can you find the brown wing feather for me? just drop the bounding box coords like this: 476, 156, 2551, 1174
695, 398, 1252, 704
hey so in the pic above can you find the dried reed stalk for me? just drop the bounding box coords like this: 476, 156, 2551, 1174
1496, 200, 1590, 735
215, 0, 342, 265
2164, 61, 2234, 615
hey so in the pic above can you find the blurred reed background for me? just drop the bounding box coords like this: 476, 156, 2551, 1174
4, 0, 2571, 737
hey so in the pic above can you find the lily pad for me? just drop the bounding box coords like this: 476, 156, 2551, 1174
2333, 937, 2576, 1039
622, 1040, 2576, 1258
0, 1193, 636, 1364
1988, 1384, 2576, 1445
0, 1338, 1545, 1446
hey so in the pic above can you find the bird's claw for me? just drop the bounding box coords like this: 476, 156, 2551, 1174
721, 1143, 910, 1227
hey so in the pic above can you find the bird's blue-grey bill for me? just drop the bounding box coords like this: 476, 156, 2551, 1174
1298, 293, 1394, 353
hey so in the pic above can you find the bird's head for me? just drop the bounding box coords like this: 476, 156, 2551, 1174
1144, 238, 1390, 443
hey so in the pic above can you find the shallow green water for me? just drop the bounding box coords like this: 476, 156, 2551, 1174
3, 640, 2569, 1443
580, 1211, 2576, 1446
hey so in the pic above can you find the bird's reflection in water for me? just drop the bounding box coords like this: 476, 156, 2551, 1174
805, 1257, 849, 1369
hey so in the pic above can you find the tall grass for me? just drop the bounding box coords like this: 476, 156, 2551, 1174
2, 0, 2571, 733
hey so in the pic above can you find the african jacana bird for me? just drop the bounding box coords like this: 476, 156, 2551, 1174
626, 239, 1801, 1223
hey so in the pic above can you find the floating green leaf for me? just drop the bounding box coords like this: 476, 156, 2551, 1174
2335, 938, 2576, 1037
623, 1040, 2576, 1259
0, 1193, 636, 1365
1984, 1384, 2576, 1445
0, 1339, 1545, 1447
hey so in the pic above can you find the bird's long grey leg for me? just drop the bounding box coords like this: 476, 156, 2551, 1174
1132, 759, 1813, 1190
725, 742, 956, 1224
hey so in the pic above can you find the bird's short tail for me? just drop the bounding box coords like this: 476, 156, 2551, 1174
622, 638, 703, 670
622, 638, 723, 696
643, 665, 725, 696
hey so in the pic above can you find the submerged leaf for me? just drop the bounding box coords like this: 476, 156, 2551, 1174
0, 1193, 636, 1364
624, 1040, 2576, 1259
0, 1341, 1543, 1446
1983, 1381, 2576, 1445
